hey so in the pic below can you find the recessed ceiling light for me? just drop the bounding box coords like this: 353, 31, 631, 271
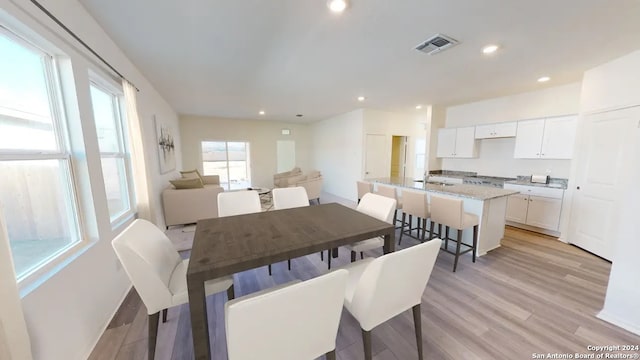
537, 76, 551, 83
327, 0, 347, 13
259, 110, 265, 115
482, 44, 499, 54
415, 105, 423, 110
357, 96, 366, 102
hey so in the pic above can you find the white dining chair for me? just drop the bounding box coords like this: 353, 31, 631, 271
339, 193, 396, 267
218, 190, 282, 274
111, 219, 234, 360
272, 186, 310, 270
337, 239, 442, 360
225, 269, 348, 360
272, 186, 310, 209
217, 190, 261, 217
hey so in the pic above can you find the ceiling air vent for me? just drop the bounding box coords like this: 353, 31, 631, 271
415, 33, 459, 55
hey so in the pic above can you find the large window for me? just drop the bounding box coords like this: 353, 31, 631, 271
0, 30, 81, 280
201, 141, 251, 190
89, 81, 134, 224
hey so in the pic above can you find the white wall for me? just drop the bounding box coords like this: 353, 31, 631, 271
361, 109, 428, 180
0, 1, 180, 359
440, 83, 581, 178
579, 50, 640, 335
180, 115, 312, 188
311, 110, 364, 201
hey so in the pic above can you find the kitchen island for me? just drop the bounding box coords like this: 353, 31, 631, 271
369, 177, 518, 256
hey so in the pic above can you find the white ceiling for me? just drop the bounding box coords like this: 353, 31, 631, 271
78, 0, 640, 122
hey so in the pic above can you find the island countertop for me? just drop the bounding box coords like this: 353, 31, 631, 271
368, 177, 519, 200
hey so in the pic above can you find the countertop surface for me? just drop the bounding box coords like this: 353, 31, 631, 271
368, 177, 519, 200
504, 178, 568, 190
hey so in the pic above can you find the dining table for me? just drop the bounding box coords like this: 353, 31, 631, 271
186, 202, 396, 359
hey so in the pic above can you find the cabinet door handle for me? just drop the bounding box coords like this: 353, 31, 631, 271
576, 186, 580, 190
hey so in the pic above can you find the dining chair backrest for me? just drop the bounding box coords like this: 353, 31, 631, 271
356, 193, 397, 224
349, 238, 442, 331
402, 190, 429, 218
217, 190, 261, 217
272, 186, 309, 210
225, 269, 349, 360
112, 219, 181, 314
430, 195, 464, 229
357, 181, 373, 200
375, 184, 398, 201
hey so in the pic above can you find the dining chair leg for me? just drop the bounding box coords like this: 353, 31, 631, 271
227, 284, 235, 300
268, 264, 272, 276
287, 259, 291, 270
320, 251, 324, 260
360, 252, 364, 259
328, 250, 332, 269
472, 225, 479, 263
361, 328, 373, 360
412, 304, 424, 360
399, 212, 407, 244
325, 349, 337, 360
148, 312, 159, 360
162, 308, 167, 323
351, 250, 356, 263
453, 229, 463, 272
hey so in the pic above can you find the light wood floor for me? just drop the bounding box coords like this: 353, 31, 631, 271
89, 226, 640, 360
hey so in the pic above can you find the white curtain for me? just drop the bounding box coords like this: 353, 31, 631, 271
122, 80, 153, 222
0, 209, 33, 360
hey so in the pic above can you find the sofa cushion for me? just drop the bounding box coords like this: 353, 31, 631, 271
170, 178, 204, 189
307, 170, 321, 179
180, 169, 203, 181
287, 174, 307, 185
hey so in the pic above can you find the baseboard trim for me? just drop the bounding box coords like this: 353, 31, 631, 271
597, 309, 640, 336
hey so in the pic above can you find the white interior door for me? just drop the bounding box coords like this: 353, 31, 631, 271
365, 134, 388, 178
276, 140, 295, 173
568, 106, 640, 260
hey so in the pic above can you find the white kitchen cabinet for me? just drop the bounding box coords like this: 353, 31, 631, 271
504, 184, 564, 231
474, 122, 517, 139
513, 115, 577, 159
436, 126, 477, 158
505, 194, 529, 223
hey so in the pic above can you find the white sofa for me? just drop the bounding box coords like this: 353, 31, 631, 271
162, 175, 224, 228
274, 169, 323, 203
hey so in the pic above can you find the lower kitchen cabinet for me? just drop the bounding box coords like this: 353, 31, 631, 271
504, 184, 564, 232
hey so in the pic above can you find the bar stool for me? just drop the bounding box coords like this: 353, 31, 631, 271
398, 190, 430, 245
429, 195, 479, 272
375, 184, 403, 228
357, 180, 373, 203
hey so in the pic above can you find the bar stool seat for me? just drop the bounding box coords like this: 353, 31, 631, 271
399, 189, 431, 244
375, 184, 404, 228
429, 194, 479, 272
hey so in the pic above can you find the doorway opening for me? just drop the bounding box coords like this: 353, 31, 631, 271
390, 136, 407, 179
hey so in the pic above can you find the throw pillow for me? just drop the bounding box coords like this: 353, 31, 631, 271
170, 178, 204, 189
180, 169, 203, 181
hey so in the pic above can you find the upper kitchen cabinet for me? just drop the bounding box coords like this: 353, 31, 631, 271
474, 122, 517, 139
436, 127, 477, 158
513, 115, 577, 159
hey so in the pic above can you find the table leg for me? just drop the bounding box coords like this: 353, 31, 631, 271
188, 278, 211, 360
383, 231, 396, 254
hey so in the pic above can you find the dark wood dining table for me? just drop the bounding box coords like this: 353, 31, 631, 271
186, 202, 396, 359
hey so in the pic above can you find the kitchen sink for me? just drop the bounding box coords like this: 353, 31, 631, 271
427, 181, 455, 186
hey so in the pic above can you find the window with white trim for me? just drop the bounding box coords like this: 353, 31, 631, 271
89, 80, 135, 224
201, 141, 251, 190
0, 29, 82, 281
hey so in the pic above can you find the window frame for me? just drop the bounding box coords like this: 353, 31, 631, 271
88, 76, 136, 227
0, 27, 86, 285
201, 140, 251, 190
